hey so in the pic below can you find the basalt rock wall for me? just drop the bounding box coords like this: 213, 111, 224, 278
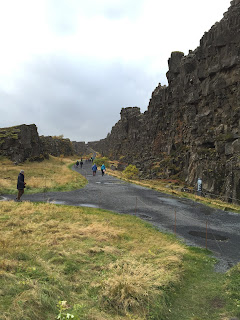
89, 0, 240, 203
72, 141, 88, 156
0, 124, 47, 163
40, 136, 75, 157
0, 124, 87, 162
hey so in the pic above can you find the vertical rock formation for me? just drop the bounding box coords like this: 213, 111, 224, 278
89, 0, 240, 203
0, 125, 88, 161
72, 141, 88, 156
40, 136, 75, 157
0, 124, 46, 163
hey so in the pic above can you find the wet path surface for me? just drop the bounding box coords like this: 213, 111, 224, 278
2, 162, 240, 271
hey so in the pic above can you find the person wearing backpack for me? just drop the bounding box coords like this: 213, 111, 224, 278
101, 164, 106, 176
92, 163, 97, 176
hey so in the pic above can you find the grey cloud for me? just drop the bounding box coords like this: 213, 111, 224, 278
0, 54, 165, 142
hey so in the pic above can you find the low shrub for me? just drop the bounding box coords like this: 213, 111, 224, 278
93, 157, 110, 168
123, 165, 139, 179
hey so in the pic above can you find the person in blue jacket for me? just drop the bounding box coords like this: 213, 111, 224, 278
101, 164, 106, 176
16, 170, 26, 201
92, 163, 97, 176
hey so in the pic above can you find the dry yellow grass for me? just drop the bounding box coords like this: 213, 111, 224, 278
0, 155, 87, 194
100, 258, 178, 314
1, 201, 238, 319
0, 200, 188, 320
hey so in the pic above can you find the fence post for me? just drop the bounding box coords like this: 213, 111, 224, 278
206, 220, 208, 250
44, 177, 46, 201
174, 210, 176, 234
135, 197, 137, 214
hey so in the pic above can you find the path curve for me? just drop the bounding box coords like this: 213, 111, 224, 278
2, 161, 240, 272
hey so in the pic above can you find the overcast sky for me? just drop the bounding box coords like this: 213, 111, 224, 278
0, 0, 231, 142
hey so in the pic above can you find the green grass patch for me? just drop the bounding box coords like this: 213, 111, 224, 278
0, 201, 239, 319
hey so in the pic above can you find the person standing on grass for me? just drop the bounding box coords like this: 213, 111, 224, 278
101, 164, 106, 176
16, 170, 26, 201
92, 163, 97, 176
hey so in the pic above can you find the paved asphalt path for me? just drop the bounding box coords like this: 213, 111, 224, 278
2, 161, 240, 271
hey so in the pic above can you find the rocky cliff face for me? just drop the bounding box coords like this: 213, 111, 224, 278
40, 136, 75, 157
72, 141, 88, 156
0, 124, 46, 163
0, 124, 87, 162
89, 0, 240, 203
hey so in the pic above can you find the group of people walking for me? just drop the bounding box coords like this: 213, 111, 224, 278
76, 159, 83, 168
92, 163, 106, 176
75, 158, 106, 177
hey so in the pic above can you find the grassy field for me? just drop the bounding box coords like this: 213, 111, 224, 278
0, 156, 239, 319
0, 156, 87, 195
0, 201, 239, 320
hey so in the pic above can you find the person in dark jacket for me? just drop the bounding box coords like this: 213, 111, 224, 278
92, 164, 97, 176
80, 159, 83, 168
16, 170, 26, 201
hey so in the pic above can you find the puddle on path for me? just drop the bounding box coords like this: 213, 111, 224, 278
49, 200, 66, 205
103, 182, 123, 185
137, 214, 153, 220
78, 203, 99, 208
95, 181, 124, 185
0, 196, 8, 201
189, 230, 228, 241
158, 197, 180, 206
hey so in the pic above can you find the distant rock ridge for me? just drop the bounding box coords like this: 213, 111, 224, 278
88, 0, 240, 203
72, 141, 88, 156
0, 124, 87, 162
40, 135, 75, 158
